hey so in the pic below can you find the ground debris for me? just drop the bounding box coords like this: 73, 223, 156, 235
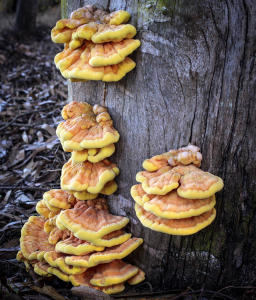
0, 27, 74, 299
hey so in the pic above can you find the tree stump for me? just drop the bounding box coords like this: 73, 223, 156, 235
61, 0, 256, 290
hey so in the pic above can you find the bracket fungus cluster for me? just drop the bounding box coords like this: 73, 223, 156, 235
17, 102, 144, 295
131, 145, 224, 235
51, 5, 140, 82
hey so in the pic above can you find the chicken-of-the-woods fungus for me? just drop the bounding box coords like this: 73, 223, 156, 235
17, 101, 144, 295
57, 199, 130, 244
131, 185, 216, 219
61, 159, 119, 193
57, 102, 120, 151
71, 144, 115, 164
51, 5, 140, 82
131, 144, 224, 235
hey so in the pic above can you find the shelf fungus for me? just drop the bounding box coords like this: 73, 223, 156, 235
20, 217, 55, 260
142, 144, 203, 171
55, 38, 139, 68
17, 100, 144, 295
131, 185, 216, 219
57, 102, 120, 151
65, 238, 143, 268
52, 5, 140, 82
55, 234, 105, 255
132, 144, 224, 236
52, 11, 135, 45
48, 227, 71, 245
43, 189, 77, 210
135, 204, 216, 236
36, 200, 52, 219
56, 257, 87, 275
55, 46, 136, 82
90, 260, 139, 286
137, 164, 223, 198
70, 6, 131, 26
61, 159, 119, 194
57, 199, 129, 244
34, 262, 53, 277
48, 267, 70, 282
71, 144, 115, 164
69, 267, 126, 294
55, 229, 131, 255
44, 250, 65, 267
69, 259, 143, 294
69, 180, 118, 200
127, 269, 146, 285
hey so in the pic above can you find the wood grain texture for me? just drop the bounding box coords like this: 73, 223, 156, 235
62, 0, 256, 289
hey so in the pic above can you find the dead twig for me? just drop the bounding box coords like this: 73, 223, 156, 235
171, 289, 235, 300
210, 286, 256, 300
0, 186, 58, 191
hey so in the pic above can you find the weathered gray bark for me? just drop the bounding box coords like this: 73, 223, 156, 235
15, 0, 38, 32
62, 0, 256, 290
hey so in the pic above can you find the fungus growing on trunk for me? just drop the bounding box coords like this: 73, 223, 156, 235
34, 262, 52, 277
132, 145, 223, 236
17, 99, 144, 295
71, 144, 115, 164
137, 164, 223, 198
57, 199, 129, 243
55, 234, 105, 255
90, 260, 139, 286
36, 200, 51, 219
43, 189, 76, 209
128, 269, 146, 285
142, 144, 203, 171
61, 159, 119, 194
20, 217, 55, 260
131, 185, 216, 219
57, 102, 120, 151
51, 6, 140, 82
48, 227, 71, 245
65, 238, 143, 268
135, 204, 216, 235
70, 268, 126, 294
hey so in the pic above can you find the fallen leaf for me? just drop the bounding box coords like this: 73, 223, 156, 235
2, 237, 20, 249
0, 54, 6, 64
22, 131, 29, 143
42, 123, 56, 136
14, 192, 32, 204
0, 190, 12, 209
22, 160, 36, 178
37, 131, 44, 143
42, 285, 67, 300
34, 171, 60, 184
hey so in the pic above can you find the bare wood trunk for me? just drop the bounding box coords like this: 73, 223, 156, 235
62, 0, 256, 290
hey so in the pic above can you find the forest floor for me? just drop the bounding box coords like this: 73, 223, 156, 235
0, 23, 254, 300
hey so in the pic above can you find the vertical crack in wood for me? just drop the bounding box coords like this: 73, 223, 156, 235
189, 77, 197, 143
222, 0, 247, 163
202, 5, 219, 152
161, 235, 172, 285
203, 225, 215, 286
173, 237, 184, 283
103, 83, 106, 106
